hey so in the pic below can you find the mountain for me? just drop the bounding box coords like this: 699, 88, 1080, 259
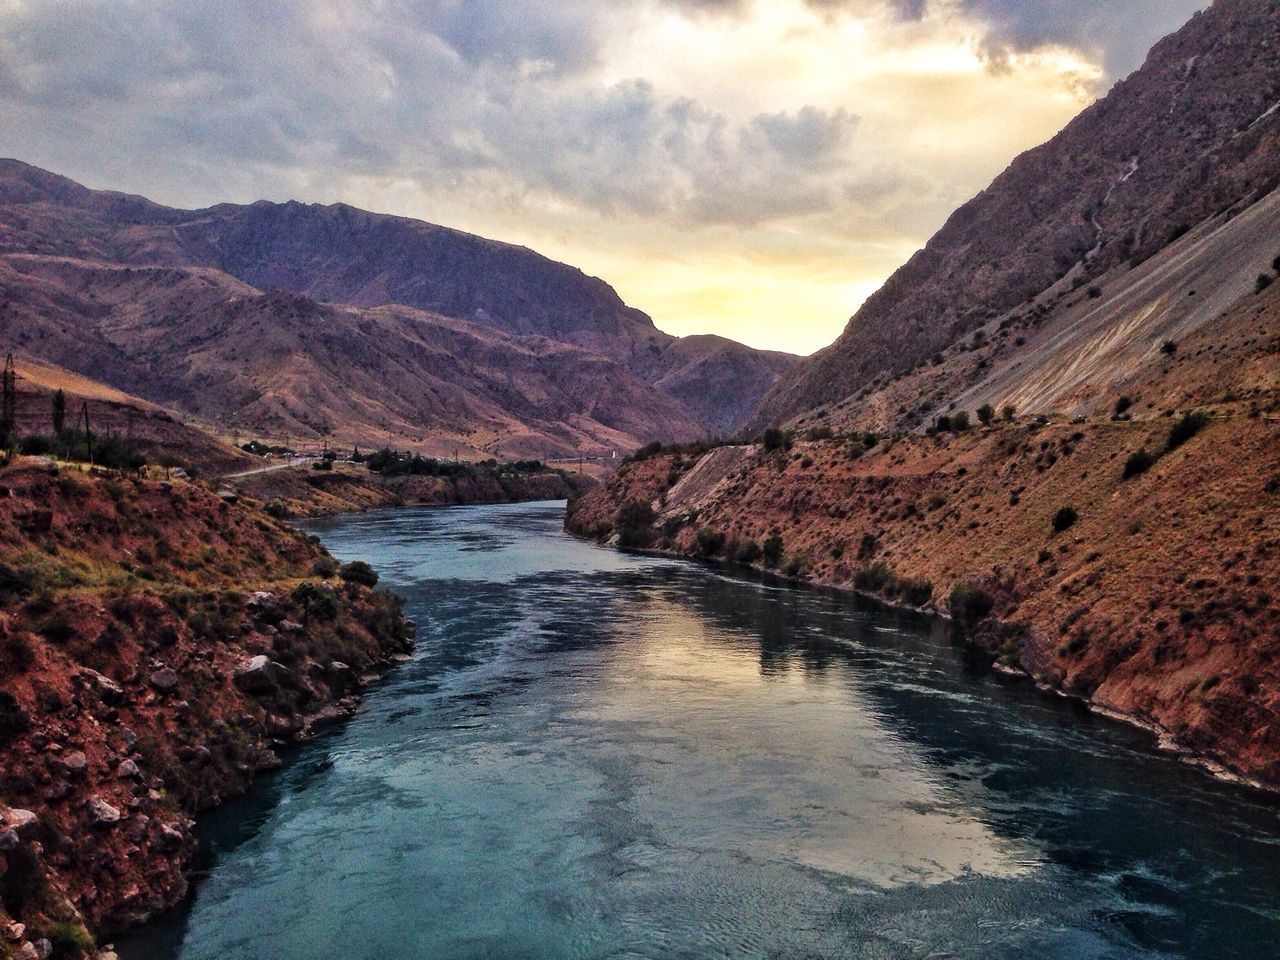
0, 159, 796, 444
753, 0, 1280, 428
0, 253, 708, 457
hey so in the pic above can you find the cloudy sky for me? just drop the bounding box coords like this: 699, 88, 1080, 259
0, 0, 1207, 354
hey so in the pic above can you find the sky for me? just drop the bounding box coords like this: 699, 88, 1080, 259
0, 0, 1208, 355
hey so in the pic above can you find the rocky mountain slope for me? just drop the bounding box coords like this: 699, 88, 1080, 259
0, 160, 796, 446
0, 252, 712, 457
0, 460, 416, 955
754, 0, 1280, 428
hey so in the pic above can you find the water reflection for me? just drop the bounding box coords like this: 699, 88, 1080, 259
118, 501, 1280, 960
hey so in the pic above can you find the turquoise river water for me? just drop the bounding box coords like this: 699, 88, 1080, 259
117, 501, 1280, 959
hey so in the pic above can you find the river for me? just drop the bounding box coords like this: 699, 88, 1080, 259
117, 501, 1280, 959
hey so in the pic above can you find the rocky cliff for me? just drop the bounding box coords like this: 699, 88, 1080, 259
0, 460, 415, 956
754, 0, 1280, 428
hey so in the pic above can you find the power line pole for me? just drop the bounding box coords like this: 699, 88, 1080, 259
79, 401, 94, 466
0, 353, 15, 453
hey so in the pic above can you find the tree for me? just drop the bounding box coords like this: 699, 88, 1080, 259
950, 411, 971, 432
762, 534, 784, 568
52, 389, 66, 436
977, 403, 995, 425
615, 500, 656, 548
1001, 405, 1016, 422
762, 427, 790, 452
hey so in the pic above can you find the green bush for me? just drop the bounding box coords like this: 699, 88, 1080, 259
1166, 410, 1209, 452
338, 560, 379, 588
695, 527, 726, 558
48, 920, 94, 958
762, 534, 784, 568
763, 427, 792, 452
949, 582, 995, 625
1051, 506, 1079, 533
1122, 448, 1155, 479
615, 500, 656, 548
311, 556, 339, 578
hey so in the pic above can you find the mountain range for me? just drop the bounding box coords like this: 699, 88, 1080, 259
0, 159, 795, 457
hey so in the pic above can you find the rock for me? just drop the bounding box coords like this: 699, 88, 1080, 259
402, 618, 418, 637
246, 591, 286, 624
60, 750, 88, 777
80, 669, 126, 706
44, 781, 72, 802
233, 655, 275, 694
0, 829, 18, 853
326, 661, 354, 683
233, 655, 295, 694
16, 942, 38, 960
149, 668, 180, 693
116, 759, 142, 779
155, 823, 185, 852
278, 619, 304, 634
2, 809, 40, 840
86, 795, 121, 828
265, 713, 302, 738
4, 921, 24, 941
217, 488, 239, 503
33, 939, 51, 960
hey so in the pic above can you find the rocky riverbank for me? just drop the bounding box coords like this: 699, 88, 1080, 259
567, 415, 1280, 792
0, 460, 415, 958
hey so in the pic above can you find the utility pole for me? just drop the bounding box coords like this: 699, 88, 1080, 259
0, 353, 16, 453
79, 401, 94, 466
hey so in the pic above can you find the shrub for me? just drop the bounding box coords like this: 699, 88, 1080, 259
950, 411, 971, 432
19, 435, 52, 456
934, 414, 952, 433
762, 534, 784, 568
949, 582, 995, 625
1257, 273, 1274, 294
1122, 448, 1156, 479
1160, 340, 1178, 356
694, 527, 725, 558
265, 499, 291, 519
857, 532, 879, 560
615, 500, 656, 548
805, 426, 834, 442
1087, 285, 1103, 299
1001, 405, 1016, 422
1114, 396, 1133, 416
1052, 506, 1079, 533
763, 427, 791, 452
727, 538, 761, 564
338, 560, 379, 588
1274, 255, 1280, 273
312, 459, 333, 471
977, 404, 995, 425
1165, 410, 1209, 452
311, 556, 339, 578
48, 920, 94, 958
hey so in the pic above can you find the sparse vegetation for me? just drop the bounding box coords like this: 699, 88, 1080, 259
853, 562, 933, 607
615, 500, 656, 548
338, 560, 379, 588
1166, 410, 1209, 452
949, 582, 995, 626
695, 526, 725, 557
1052, 506, 1079, 533
762, 534, 784, 568
1123, 448, 1156, 479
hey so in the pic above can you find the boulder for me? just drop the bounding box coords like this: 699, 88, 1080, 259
155, 823, 185, 852
149, 668, 180, 693
79, 669, 126, 706
59, 750, 88, 777
116, 759, 142, 779
0, 829, 18, 853
86, 795, 121, 828
2, 809, 40, 840
233, 655, 274, 694
246, 591, 286, 624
